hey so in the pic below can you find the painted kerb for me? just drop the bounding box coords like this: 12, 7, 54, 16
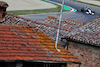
43, 0, 76, 12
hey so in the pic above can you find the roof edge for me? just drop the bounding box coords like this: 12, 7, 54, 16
0, 60, 81, 64
64, 36, 100, 47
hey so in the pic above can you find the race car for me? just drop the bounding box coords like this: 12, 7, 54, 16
81, 7, 95, 15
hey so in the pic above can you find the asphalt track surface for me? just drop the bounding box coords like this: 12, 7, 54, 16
20, 0, 100, 23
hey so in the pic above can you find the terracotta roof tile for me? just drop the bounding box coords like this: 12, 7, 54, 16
0, 13, 81, 64
67, 17, 100, 47
0, 24, 81, 63
35, 15, 100, 47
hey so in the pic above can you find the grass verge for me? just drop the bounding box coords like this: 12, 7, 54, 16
96, 0, 100, 1
7, 6, 68, 15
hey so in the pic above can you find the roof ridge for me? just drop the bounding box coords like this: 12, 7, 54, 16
48, 15, 87, 25
35, 21, 68, 31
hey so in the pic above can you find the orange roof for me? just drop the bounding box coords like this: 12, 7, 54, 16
0, 24, 81, 64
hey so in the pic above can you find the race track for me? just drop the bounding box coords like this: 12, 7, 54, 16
20, 0, 100, 23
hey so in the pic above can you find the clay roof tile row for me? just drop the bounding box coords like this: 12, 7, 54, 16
0, 24, 81, 64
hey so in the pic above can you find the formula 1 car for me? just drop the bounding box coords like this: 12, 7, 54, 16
81, 7, 95, 15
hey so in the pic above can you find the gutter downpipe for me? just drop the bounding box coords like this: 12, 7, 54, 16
79, 63, 81, 67
55, 0, 65, 52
